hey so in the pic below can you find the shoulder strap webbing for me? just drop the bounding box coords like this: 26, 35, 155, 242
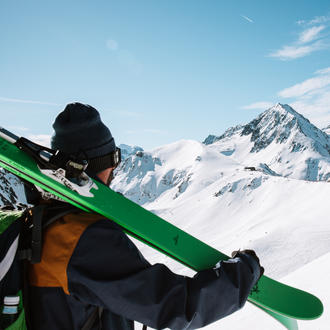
17, 205, 46, 263
18, 203, 79, 263
42, 205, 79, 228
81, 306, 104, 330
30, 204, 47, 264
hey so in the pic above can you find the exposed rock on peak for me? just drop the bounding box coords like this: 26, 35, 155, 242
240, 103, 330, 156
204, 104, 330, 181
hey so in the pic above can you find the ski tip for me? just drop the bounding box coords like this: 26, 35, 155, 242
249, 275, 324, 320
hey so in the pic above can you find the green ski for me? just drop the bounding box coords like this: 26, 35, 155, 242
0, 127, 323, 329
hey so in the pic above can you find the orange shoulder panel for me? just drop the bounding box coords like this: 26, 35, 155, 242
29, 212, 102, 295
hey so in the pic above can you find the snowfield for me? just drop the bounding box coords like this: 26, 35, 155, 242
1, 104, 329, 329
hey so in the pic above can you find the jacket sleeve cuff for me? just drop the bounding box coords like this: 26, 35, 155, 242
234, 252, 261, 285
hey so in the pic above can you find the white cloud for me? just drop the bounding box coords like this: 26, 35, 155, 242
296, 20, 306, 26
315, 67, 330, 75
241, 102, 274, 110
278, 69, 330, 98
28, 134, 52, 147
0, 97, 60, 106
269, 41, 324, 60
241, 15, 254, 23
278, 68, 330, 128
106, 39, 119, 51
308, 16, 330, 25
8, 126, 29, 132
296, 16, 330, 26
270, 16, 330, 61
298, 25, 326, 44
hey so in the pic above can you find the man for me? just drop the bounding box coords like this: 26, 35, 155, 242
28, 102, 263, 329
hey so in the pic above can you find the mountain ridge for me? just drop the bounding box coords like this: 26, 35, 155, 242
203, 104, 330, 181
204, 103, 329, 154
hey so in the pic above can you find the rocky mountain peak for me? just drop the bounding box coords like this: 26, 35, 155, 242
241, 103, 305, 152
119, 144, 144, 160
205, 104, 330, 157
250, 103, 330, 156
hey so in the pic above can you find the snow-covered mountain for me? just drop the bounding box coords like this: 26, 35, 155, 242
0, 168, 26, 208
204, 103, 330, 181
323, 125, 330, 135
113, 104, 330, 208
119, 144, 144, 160
113, 139, 224, 205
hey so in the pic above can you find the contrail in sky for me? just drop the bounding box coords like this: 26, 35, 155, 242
241, 15, 254, 23
0, 96, 60, 106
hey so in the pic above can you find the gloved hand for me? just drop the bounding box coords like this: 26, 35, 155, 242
231, 249, 264, 280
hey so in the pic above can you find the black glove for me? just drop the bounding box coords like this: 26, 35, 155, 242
231, 249, 264, 281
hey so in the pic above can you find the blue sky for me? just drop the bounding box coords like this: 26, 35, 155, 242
1, 0, 330, 150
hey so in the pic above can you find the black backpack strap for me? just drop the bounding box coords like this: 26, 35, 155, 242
23, 259, 33, 330
17, 203, 79, 263
42, 204, 79, 228
17, 205, 47, 264
81, 306, 104, 330
30, 204, 47, 264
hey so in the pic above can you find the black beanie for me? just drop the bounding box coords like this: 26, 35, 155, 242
51, 102, 116, 173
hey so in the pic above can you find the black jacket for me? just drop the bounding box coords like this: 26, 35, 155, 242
28, 211, 260, 330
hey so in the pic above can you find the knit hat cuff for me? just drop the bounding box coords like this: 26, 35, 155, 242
87, 151, 119, 174
77, 137, 116, 159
